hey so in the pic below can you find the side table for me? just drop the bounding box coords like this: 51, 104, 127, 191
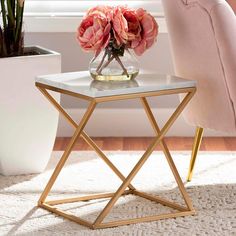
35, 71, 196, 229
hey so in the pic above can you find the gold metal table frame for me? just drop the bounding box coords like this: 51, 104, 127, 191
36, 82, 196, 229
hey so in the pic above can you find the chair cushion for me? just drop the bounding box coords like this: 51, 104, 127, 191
163, 0, 236, 133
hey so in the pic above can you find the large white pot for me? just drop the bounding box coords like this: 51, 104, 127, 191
0, 46, 61, 175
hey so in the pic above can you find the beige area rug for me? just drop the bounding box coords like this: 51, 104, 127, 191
0, 151, 236, 236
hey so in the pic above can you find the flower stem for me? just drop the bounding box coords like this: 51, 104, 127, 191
96, 49, 107, 74
114, 55, 129, 77
97, 55, 115, 75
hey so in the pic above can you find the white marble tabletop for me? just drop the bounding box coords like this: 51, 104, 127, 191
36, 71, 196, 98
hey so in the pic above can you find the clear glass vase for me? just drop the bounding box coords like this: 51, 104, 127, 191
89, 47, 139, 81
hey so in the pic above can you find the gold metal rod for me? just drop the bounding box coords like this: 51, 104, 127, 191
45, 189, 133, 206
38, 94, 96, 204
140, 96, 195, 211
93, 92, 194, 226
187, 127, 204, 182
133, 190, 189, 212
36, 85, 197, 229
37, 87, 135, 191
37, 86, 80, 128
95, 87, 196, 103
161, 144, 194, 210
94, 210, 195, 229
81, 133, 136, 190
36, 82, 93, 101
40, 203, 93, 229
36, 82, 195, 104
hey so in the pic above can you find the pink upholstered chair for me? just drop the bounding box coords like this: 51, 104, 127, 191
162, 0, 236, 181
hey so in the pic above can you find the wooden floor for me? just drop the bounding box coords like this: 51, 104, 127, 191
54, 137, 236, 151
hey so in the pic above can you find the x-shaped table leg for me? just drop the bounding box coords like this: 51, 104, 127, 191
140, 97, 194, 210
37, 86, 196, 229
37, 88, 136, 206
38, 98, 97, 205
92, 92, 195, 227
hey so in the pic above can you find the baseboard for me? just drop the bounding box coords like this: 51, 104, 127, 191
56, 108, 234, 137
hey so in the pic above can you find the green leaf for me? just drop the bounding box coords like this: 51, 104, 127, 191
1, 0, 7, 30
6, 0, 15, 25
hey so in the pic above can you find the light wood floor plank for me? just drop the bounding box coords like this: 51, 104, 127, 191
53, 137, 236, 151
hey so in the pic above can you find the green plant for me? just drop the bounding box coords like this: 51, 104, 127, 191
0, 0, 25, 57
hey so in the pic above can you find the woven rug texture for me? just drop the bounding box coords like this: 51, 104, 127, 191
0, 151, 236, 236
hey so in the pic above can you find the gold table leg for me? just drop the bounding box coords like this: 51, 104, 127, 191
38, 100, 97, 204
140, 97, 194, 210
37, 86, 196, 229
93, 91, 195, 227
37, 87, 135, 191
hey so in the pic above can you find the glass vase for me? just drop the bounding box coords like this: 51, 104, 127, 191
89, 47, 139, 81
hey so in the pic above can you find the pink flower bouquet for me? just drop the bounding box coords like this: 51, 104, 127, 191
77, 5, 158, 80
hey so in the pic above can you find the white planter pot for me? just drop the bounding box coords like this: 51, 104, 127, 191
0, 46, 61, 175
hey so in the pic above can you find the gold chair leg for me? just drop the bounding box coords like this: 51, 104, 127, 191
187, 127, 204, 182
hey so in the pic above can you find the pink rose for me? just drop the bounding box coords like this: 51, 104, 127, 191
87, 5, 113, 20
132, 8, 158, 56
121, 7, 141, 43
112, 6, 141, 47
77, 14, 111, 55
112, 7, 129, 46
